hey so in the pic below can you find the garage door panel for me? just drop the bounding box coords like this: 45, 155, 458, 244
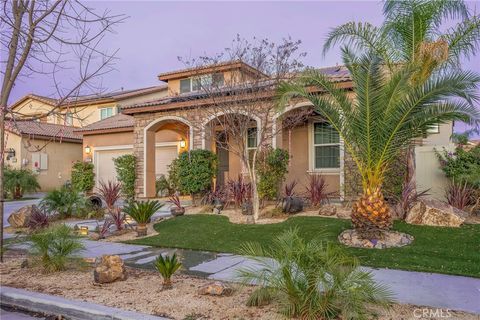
95, 149, 132, 187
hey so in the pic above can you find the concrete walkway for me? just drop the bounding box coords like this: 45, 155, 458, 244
7, 238, 480, 315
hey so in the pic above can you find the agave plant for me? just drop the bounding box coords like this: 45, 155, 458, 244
238, 229, 394, 319
278, 51, 479, 234
154, 253, 182, 289
123, 200, 163, 236
29, 224, 84, 272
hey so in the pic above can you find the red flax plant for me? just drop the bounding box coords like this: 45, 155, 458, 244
97, 181, 125, 231
305, 175, 336, 208
445, 180, 475, 211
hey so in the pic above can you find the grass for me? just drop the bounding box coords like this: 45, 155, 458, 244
128, 215, 480, 278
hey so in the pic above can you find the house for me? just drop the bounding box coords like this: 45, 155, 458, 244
6, 85, 169, 191
78, 61, 454, 199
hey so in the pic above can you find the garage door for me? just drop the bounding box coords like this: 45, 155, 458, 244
155, 146, 178, 177
95, 149, 132, 186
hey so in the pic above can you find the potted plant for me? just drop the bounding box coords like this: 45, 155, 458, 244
168, 193, 185, 216
123, 200, 164, 236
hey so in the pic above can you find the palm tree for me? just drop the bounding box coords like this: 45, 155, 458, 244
4, 168, 40, 199
323, 0, 480, 79
277, 50, 479, 233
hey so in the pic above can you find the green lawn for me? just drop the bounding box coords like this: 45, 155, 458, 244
128, 215, 480, 278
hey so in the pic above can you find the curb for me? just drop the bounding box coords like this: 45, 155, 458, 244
0, 286, 169, 320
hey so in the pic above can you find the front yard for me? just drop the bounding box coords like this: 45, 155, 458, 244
129, 215, 480, 278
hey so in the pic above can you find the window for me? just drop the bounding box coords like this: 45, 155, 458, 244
247, 127, 257, 149
65, 112, 73, 126
179, 73, 224, 94
313, 122, 340, 169
100, 107, 113, 120
426, 123, 440, 134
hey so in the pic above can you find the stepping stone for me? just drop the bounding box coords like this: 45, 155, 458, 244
190, 255, 246, 274
134, 255, 158, 265
119, 251, 153, 260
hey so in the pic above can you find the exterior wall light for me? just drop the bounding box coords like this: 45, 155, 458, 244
85, 145, 91, 154
179, 139, 186, 148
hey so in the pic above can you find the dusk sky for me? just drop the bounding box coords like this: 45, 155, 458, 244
9, 1, 480, 133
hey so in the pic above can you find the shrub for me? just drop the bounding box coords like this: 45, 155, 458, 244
40, 186, 87, 218
29, 224, 84, 272
123, 200, 163, 224
26, 206, 50, 231
437, 145, 480, 188
238, 229, 393, 319
4, 168, 40, 199
97, 181, 124, 231
71, 161, 95, 192
169, 150, 217, 204
445, 180, 475, 210
227, 175, 252, 208
154, 253, 182, 289
114, 154, 136, 201
305, 175, 336, 207
155, 174, 173, 196
256, 148, 290, 201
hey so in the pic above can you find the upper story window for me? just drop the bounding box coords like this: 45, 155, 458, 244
247, 127, 258, 149
426, 123, 440, 134
313, 122, 340, 169
100, 107, 114, 120
65, 112, 73, 126
179, 73, 224, 94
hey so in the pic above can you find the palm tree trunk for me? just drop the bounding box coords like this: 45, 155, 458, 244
351, 187, 393, 236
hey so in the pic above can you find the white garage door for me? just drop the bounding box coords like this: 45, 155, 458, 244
95, 149, 132, 186
95, 145, 178, 187
155, 145, 178, 177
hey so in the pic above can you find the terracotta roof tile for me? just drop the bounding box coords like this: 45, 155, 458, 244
7, 121, 82, 142
74, 113, 134, 133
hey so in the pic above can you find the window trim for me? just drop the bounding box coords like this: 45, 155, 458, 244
308, 120, 341, 173
179, 73, 225, 94
99, 107, 114, 120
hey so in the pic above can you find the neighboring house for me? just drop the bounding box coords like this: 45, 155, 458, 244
4, 121, 82, 191
76, 60, 454, 200
6, 85, 169, 191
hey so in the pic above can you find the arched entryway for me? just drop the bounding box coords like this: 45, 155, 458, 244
143, 116, 193, 197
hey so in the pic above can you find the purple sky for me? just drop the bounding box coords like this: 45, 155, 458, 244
10, 0, 480, 134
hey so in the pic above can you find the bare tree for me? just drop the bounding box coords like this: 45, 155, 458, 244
179, 35, 309, 222
0, 0, 125, 261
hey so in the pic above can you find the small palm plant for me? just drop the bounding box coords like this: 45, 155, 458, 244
238, 229, 394, 320
40, 186, 86, 218
4, 168, 40, 199
29, 224, 84, 273
123, 200, 163, 236
154, 253, 182, 289
278, 51, 479, 234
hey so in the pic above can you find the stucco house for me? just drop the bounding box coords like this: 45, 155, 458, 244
77, 61, 454, 199
6, 85, 169, 191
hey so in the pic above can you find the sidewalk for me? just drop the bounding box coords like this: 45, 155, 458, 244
7, 238, 480, 315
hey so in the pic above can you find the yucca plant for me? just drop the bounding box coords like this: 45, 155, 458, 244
154, 253, 182, 289
278, 51, 479, 234
123, 200, 163, 236
238, 229, 394, 320
29, 224, 84, 273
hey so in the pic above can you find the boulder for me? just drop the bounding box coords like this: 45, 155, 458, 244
319, 204, 337, 216
198, 281, 233, 296
406, 200, 468, 227
282, 196, 304, 214
7, 205, 38, 228
93, 255, 128, 284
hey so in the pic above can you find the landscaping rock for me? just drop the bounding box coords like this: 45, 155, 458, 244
406, 200, 468, 227
338, 229, 414, 249
89, 233, 101, 241
281, 196, 304, 214
7, 205, 38, 228
198, 281, 233, 296
318, 204, 337, 216
93, 255, 128, 284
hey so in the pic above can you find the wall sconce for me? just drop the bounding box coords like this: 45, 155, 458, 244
5, 148, 15, 160
79, 226, 89, 236
179, 139, 186, 148
85, 145, 91, 154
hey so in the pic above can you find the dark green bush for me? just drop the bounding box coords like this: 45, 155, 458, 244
256, 148, 289, 201
71, 161, 95, 192
437, 145, 480, 188
41, 186, 87, 218
114, 154, 136, 201
169, 150, 217, 203
4, 167, 40, 199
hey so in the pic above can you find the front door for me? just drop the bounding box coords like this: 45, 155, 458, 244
216, 132, 229, 186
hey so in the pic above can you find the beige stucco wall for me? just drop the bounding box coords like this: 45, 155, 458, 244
4, 132, 23, 170
422, 122, 453, 146
5, 132, 82, 191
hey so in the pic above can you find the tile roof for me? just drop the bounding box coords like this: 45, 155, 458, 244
7, 121, 83, 142
74, 113, 134, 133
124, 65, 352, 111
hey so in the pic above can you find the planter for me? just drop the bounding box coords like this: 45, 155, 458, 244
136, 223, 147, 237
282, 196, 304, 214
170, 207, 185, 217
